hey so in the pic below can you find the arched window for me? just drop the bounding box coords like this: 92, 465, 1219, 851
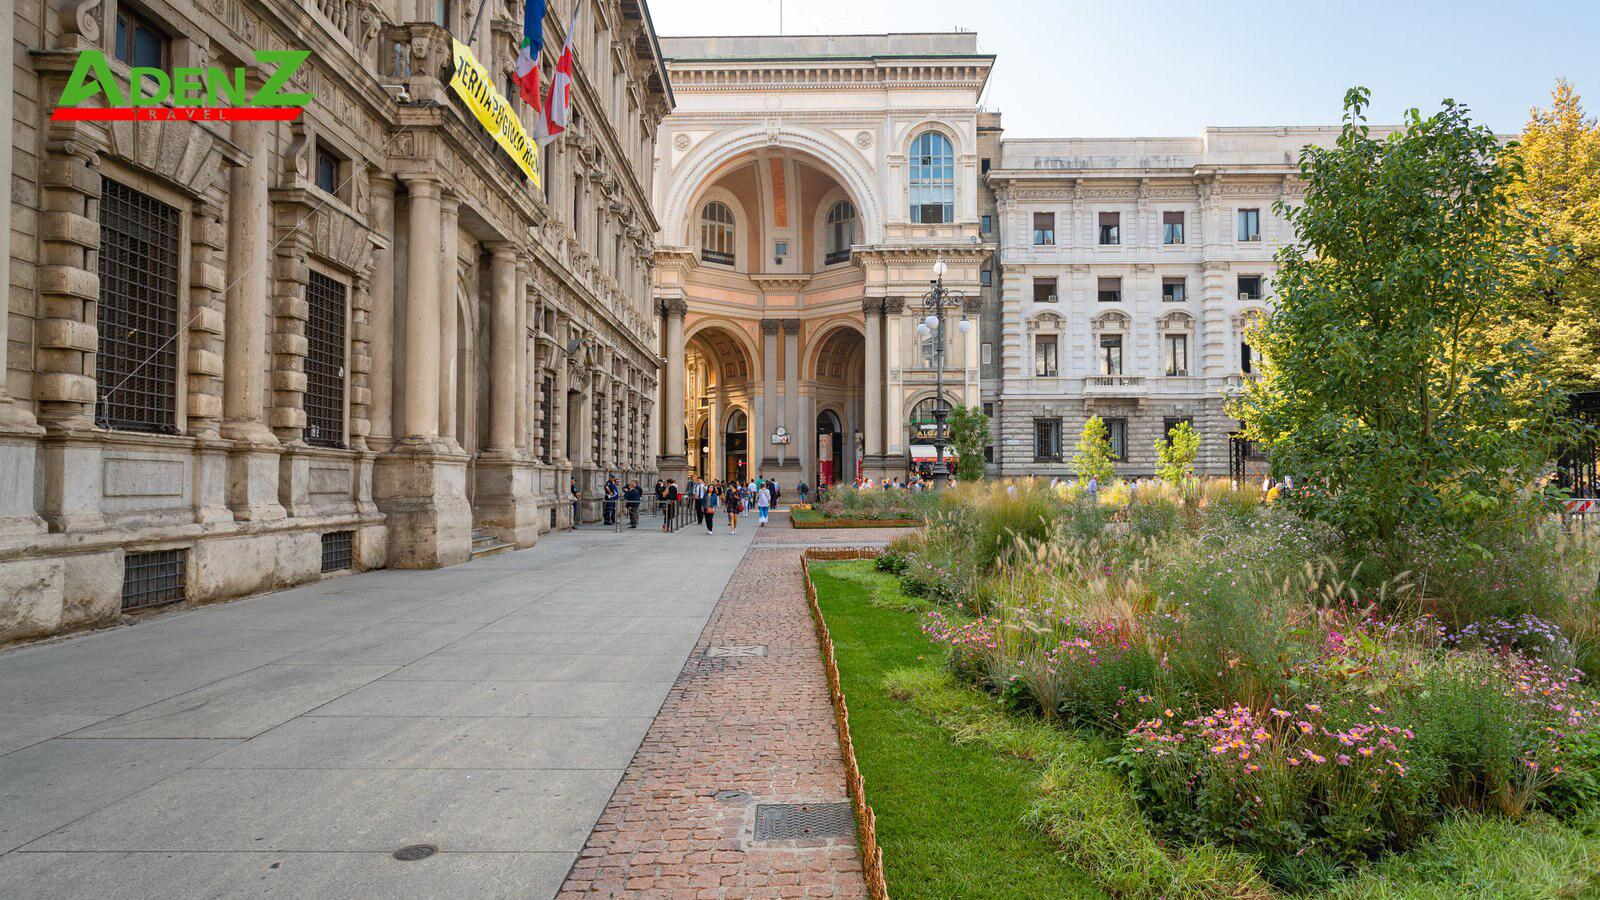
699, 201, 735, 266
908, 396, 954, 443
726, 408, 748, 434
909, 131, 954, 225
824, 200, 856, 265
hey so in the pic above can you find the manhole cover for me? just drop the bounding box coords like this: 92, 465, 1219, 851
392, 844, 438, 861
753, 802, 855, 840
714, 790, 752, 803
704, 645, 767, 658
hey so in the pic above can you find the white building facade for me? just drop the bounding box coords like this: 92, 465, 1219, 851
986, 130, 1334, 476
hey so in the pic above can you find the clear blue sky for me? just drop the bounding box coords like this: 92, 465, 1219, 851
647, 0, 1600, 138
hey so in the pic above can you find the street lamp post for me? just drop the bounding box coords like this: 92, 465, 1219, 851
915, 257, 973, 489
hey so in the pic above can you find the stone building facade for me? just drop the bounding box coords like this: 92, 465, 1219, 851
0, 0, 671, 644
651, 34, 993, 489
988, 131, 1336, 477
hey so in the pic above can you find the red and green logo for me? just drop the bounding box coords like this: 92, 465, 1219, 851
53, 50, 313, 122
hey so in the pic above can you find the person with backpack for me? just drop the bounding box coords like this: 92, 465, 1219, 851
756, 482, 771, 527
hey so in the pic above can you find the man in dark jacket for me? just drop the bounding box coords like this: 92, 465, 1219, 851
624, 480, 643, 528
603, 476, 619, 525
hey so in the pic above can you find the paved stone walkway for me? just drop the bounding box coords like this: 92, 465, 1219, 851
558, 516, 905, 898
0, 520, 753, 898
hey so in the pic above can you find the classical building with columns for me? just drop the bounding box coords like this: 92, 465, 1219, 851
988, 131, 1333, 476
651, 34, 993, 488
0, 0, 670, 643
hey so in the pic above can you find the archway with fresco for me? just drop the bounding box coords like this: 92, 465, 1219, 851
809, 325, 865, 486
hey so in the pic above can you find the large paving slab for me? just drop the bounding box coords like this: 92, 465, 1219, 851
0, 522, 755, 898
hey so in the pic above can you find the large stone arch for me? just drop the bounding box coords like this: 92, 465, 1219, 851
661, 125, 886, 247
804, 320, 866, 383
684, 319, 761, 383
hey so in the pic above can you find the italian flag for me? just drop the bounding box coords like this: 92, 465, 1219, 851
514, 0, 546, 112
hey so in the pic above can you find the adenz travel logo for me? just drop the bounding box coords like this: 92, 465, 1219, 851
53, 50, 313, 122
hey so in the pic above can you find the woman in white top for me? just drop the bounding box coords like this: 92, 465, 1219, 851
756, 484, 772, 526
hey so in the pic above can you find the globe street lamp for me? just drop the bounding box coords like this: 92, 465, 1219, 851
915, 256, 973, 488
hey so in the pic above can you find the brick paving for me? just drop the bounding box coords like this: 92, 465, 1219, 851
558, 513, 906, 898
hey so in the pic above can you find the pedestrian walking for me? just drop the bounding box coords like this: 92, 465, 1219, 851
653, 479, 666, 518
727, 483, 743, 533
703, 484, 719, 533
570, 478, 581, 525
798, 481, 809, 503
692, 477, 706, 525
757, 483, 771, 526
770, 481, 781, 507
663, 479, 680, 532
624, 480, 643, 528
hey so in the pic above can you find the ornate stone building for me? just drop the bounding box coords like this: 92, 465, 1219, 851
988, 131, 1335, 476
651, 34, 993, 488
0, 0, 670, 643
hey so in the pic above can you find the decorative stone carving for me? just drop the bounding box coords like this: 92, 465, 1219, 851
856, 131, 872, 148
673, 133, 690, 150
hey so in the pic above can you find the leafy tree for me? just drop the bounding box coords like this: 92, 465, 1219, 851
945, 404, 990, 481
1073, 415, 1116, 484
1155, 419, 1200, 487
1230, 87, 1566, 545
1502, 81, 1600, 391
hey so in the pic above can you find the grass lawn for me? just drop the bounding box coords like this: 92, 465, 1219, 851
808, 560, 1105, 899
809, 559, 1600, 900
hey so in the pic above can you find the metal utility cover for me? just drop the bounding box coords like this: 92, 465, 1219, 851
753, 802, 855, 840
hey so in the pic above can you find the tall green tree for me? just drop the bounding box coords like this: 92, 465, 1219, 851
945, 404, 990, 481
1503, 81, 1600, 390
1155, 419, 1200, 487
1230, 88, 1566, 544
1073, 415, 1116, 484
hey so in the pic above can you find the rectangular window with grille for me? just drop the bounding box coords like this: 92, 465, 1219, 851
1034, 418, 1062, 462
591, 393, 604, 464
1105, 417, 1128, 460
304, 270, 347, 448
122, 548, 187, 611
540, 377, 554, 463
98, 177, 181, 434
321, 530, 354, 573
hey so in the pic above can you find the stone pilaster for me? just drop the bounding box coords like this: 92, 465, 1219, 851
862, 298, 884, 459
367, 175, 396, 450
187, 190, 231, 526
759, 319, 778, 465
659, 297, 687, 481
438, 191, 460, 449
268, 178, 313, 446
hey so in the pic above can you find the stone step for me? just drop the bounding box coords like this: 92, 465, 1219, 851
469, 530, 514, 560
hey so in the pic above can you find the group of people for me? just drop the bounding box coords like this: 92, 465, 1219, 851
849, 474, 943, 491
673, 476, 783, 534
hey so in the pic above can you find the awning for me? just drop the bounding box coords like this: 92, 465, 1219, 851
909, 444, 958, 463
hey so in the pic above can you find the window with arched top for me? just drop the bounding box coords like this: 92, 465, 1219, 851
824, 200, 856, 265
726, 408, 748, 434
699, 201, 735, 266
909, 131, 954, 225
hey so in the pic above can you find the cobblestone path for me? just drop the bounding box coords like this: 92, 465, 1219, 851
558, 515, 906, 898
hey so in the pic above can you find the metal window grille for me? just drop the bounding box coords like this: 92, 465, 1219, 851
97, 177, 181, 434
122, 548, 187, 611
539, 378, 553, 464
304, 271, 347, 448
591, 393, 604, 463
628, 405, 639, 464
320, 530, 354, 572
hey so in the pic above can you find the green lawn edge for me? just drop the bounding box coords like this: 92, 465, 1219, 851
808, 559, 1600, 900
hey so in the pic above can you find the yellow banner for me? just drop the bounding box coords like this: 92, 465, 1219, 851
448, 38, 539, 187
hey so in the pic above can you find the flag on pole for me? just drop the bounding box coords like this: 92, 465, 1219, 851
534, 2, 579, 144
514, 0, 546, 112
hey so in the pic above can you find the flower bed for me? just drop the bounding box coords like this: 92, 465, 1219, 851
878, 479, 1600, 893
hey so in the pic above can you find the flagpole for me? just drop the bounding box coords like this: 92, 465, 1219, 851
466, 0, 494, 47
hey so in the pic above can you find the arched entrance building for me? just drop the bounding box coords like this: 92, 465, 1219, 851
652, 35, 994, 486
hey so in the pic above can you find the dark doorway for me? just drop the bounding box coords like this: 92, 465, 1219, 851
724, 408, 748, 482
816, 410, 843, 486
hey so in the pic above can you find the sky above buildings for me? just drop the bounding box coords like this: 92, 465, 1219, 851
646, 0, 1600, 139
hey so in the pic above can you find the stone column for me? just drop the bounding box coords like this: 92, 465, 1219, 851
0, 24, 43, 538
222, 118, 285, 522
884, 298, 906, 463
783, 319, 800, 467
553, 319, 570, 463
368, 176, 396, 450
399, 176, 441, 441
661, 298, 687, 472
487, 245, 518, 453
514, 265, 529, 452
863, 299, 884, 458
474, 244, 536, 546
438, 191, 460, 449
373, 174, 470, 569
760, 319, 779, 467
